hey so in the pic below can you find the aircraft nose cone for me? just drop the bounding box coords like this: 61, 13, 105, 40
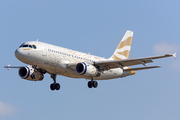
15, 48, 23, 60
14, 48, 31, 64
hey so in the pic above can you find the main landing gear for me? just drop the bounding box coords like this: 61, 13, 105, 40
50, 74, 60, 91
87, 78, 98, 88
49, 75, 98, 90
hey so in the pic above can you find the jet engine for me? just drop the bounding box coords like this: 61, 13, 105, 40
76, 62, 100, 77
18, 66, 44, 81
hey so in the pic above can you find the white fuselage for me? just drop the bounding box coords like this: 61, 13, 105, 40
15, 41, 132, 80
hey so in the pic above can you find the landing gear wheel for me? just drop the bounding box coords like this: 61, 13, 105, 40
50, 83, 60, 91
88, 81, 93, 88
50, 83, 56, 91
50, 74, 60, 91
55, 83, 60, 90
87, 81, 98, 88
92, 81, 98, 88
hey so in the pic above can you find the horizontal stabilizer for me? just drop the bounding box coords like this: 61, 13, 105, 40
124, 66, 161, 71
4, 65, 23, 69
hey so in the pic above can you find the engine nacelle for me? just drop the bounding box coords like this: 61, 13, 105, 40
76, 62, 100, 77
18, 66, 44, 81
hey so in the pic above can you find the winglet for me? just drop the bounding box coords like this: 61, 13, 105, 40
173, 53, 177, 59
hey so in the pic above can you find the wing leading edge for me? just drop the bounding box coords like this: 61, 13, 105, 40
68, 53, 176, 71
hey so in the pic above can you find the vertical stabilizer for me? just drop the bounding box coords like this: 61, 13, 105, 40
109, 30, 133, 60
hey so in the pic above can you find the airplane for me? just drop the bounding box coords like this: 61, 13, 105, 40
4, 30, 176, 91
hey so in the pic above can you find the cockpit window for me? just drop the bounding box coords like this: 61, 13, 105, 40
29, 45, 33, 48
19, 44, 28, 48
19, 43, 25, 48
32, 45, 37, 49
22, 45, 29, 47
19, 44, 37, 49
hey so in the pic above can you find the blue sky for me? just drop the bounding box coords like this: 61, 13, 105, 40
1, 0, 180, 120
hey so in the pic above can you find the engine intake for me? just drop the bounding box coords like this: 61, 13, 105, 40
76, 62, 100, 77
19, 66, 44, 81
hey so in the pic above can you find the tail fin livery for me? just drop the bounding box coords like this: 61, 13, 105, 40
109, 30, 133, 60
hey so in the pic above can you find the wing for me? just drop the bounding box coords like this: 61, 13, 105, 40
68, 53, 176, 71
94, 53, 176, 70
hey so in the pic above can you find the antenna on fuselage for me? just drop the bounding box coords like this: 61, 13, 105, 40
36, 39, 39, 42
